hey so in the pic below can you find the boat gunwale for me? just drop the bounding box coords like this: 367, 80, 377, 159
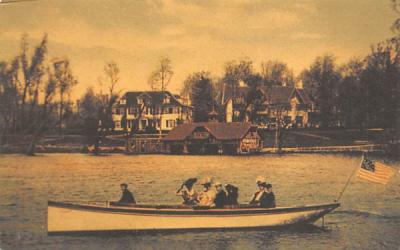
48, 200, 340, 216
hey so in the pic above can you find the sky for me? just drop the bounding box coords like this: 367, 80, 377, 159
0, 0, 398, 99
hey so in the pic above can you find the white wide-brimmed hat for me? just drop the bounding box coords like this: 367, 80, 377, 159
256, 176, 266, 184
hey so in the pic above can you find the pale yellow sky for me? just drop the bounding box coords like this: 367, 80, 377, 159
0, 0, 397, 99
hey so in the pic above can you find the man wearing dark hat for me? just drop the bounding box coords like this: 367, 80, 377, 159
118, 183, 136, 204
214, 182, 227, 208
224, 184, 239, 206
176, 178, 198, 205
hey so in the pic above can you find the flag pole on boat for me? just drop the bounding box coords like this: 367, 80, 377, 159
335, 154, 365, 202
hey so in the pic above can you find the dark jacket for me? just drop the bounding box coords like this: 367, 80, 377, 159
250, 191, 276, 208
119, 189, 136, 204
225, 191, 239, 206
260, 192, 276, 208
214, 190, 227, 208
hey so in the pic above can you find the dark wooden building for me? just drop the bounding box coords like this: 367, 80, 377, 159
163, 122, 262, 155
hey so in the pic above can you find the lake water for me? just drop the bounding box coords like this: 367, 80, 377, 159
0, 154, 399, 250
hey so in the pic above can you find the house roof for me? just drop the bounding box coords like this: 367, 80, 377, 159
117, 91, 183, 107
223, 85, 313, 107
296, 89, 313, 105
223, 86, 250, 104
163, 122, 255, 141
261, 86, 313, 106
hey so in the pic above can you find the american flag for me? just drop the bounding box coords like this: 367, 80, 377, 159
357, 157, 394, 185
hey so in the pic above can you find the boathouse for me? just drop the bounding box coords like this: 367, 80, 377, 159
163, 122, 262, 155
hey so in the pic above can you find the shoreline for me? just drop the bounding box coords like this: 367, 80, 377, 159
0, 144, 386, 155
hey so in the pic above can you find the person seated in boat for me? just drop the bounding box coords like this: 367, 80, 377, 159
214, 182, 227, 208
263, 183, 276, 208
198, 177, 216, 206
118, 183, 136, 204
224, 184, 239, 206
176, 178, 198, 205
249, 176, 270, 208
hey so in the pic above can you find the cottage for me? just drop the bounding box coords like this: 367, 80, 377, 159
224, 86, 314, 128
163, 122, 262, 155
112, 91, 192, 133
258, 86, 314, 128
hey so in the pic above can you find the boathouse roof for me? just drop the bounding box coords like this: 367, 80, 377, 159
163, 122, 256, 141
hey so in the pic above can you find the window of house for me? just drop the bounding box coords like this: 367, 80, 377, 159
166, 120, 176, 128
163, 96, 170, 104
284, 116, 291, 124
113, 108, 121, 115
120, 98, 126, 104
140, 119, 147, 129
168, 107, 173, 114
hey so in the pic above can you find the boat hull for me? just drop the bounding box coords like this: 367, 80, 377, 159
47, 201, 339, 234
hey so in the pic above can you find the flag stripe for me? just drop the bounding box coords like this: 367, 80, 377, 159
375, 165, 394, 173
357, 170, 390, 181
357, 172, 389, 184
357, 171, 390, 182
358, 168, 391, 179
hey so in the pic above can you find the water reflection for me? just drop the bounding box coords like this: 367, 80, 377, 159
0, 154, 399, 249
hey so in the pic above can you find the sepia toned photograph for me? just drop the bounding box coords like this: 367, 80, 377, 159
0, 0, 399, 249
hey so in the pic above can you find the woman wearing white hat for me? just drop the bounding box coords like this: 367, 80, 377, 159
198, 177, 216, 206
249, 176, 270, 207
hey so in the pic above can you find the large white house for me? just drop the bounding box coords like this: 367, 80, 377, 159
112, 91, 192, 133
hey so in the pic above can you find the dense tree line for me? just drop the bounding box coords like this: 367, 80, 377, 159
182, 37, 400, 130
0, 34, 122, 155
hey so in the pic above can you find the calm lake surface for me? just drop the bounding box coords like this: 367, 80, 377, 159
0, 154, 399, 250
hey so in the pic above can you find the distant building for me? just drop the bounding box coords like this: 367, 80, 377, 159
224, 86, 314, 128
163, 122, 262, 154
112, 91, 192, 133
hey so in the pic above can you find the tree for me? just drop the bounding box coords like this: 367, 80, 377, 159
148, 57, 173, 91
221, 60, 254, 104
244, 74, 264, 123
19, 34, 48, 132
361, 37, 400, 129
53, 59, 78, 134
78, 88, 102, 155
0, 59, 19, 136
0, 34, 80, 155
98, 61, 121, 132
337, 58, 365, 128
300, 55, 341, 127
260, 60, 295, 87
189, 72, 214, 122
